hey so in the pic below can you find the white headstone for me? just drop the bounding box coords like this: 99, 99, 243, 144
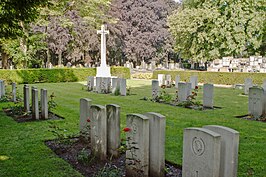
23, 85, 30, 113
120, 78, 127, 96
12, 83, 16, 102
145, 112, 165, 177
106, 104, 120, 157
203, 125, 239, 177
90, 105, 107, 160
244, 78, 253, 95
182, 128, 221, 177
32, 89, 39, 120
79, 98, 91, 136
248, 87, 264, 119
175, 75, 180, 89
158, 74, 165, 86
96, 77, 102, 93
152, 80, 159, 100
203, 84, 214, 108
126, 114, 149, 177
41, 89, 48, 119
96, 25, 111, 77
190, 76, 198, 89
186, 82, 192, 96
165, 74, 172, 87
178, 82, 188, 102
87, 76, 94, 91
111, 78, 119, 93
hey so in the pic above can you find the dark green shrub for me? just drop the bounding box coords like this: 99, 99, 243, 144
0, 67, 130, 84
153, 70, 266, 85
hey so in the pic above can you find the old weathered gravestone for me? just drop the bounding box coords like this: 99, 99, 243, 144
158, 74, 165, 86
111, 78, 119, 93
106, 104, 120, 157
165, 74, 172, 87
175, 75, 180, 89
12, 83, 16, 102
90, 105, 107, 160
178, 82, 188, 102
248, 87, 264, 118
80, 98, 91, 137
32, 88, 39, 120
190, 76, 198, 89
186, 82, 192, 96
106, 77, 111, 93
120, 78, 127, 96
41, 89, 48, 119
203, 84, 214, 108
182, 128, 221, 177
0, 80, 5, 97
203, 125, 239, 177
244, 78, 253, 95
262, 79, 266, 91
96, 77, 102, 93
152, 80, 159, 100
145, 112, 165, 177
126, 114, 149, 177
23, 85, 30, 112
87, 76, 94, 91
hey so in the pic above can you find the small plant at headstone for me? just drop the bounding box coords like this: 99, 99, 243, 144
94, 163, 123, 177
80, 118, 91, 141
178, 86, 201, 108
126, 86, 131, 95
0, 95, 10, 102
48, 124, 71, 144
77, 148, 94, 165
48, 92, 57, 112
4, 102, 27, 117
114, 87, 120, 96
121, 127, 145, 176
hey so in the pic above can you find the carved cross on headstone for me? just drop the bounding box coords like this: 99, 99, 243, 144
97, 25, 109, 67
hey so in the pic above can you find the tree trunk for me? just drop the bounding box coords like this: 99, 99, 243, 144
2, 52, 8, 69
58, 51, 62, 66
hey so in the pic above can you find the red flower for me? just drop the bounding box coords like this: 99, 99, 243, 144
123, 127, 131, 132
87, 118, 91, 122
192, 92, 195, 95
195, 86, 199, 89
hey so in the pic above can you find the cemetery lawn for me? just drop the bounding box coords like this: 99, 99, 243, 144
0, 79, 265, 177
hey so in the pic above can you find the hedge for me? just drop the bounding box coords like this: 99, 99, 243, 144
153, 70, 266, 85
0, 67, 130, 84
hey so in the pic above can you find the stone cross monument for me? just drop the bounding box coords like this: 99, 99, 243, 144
96, 25, 111, 77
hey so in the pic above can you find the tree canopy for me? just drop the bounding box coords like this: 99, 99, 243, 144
0, 0, 48, 38
168, 0, 266, 62
108, 0, 177, 65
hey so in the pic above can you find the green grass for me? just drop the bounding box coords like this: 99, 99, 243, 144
0, 80, 265, 177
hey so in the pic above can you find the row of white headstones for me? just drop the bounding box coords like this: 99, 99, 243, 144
80, 98, 240, 177
87, 76, 127, 96
152, 80, 214, 108
22, 85, 49, 120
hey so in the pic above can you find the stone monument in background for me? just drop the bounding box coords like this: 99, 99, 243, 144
96, 25, 111, 77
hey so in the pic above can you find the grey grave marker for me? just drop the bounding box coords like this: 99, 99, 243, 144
80, 98, 92, 137
23, 85, 30, 112
244, 78, 253, 95
182, 128, 221, 177
203, 84, 214, 108
152, 80, 159, 100
41, 89, 48, 119
126, 114, 149, 177
145, 112, 165, 177
203, 125, 239, 177
106, 104, 120, 157
90, 105, 107, 160
120, 78, 127, 96
248, 87, 264, 118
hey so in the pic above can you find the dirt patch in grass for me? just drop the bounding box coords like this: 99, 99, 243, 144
235, 114, 266, 123
45, 137, 182, 177
3, 108, 64, 123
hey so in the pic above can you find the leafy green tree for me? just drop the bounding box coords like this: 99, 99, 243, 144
168, 0, 266, 62
0, 0, 48, 68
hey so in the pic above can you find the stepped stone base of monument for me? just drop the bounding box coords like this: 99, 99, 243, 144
96, 66, 111, 77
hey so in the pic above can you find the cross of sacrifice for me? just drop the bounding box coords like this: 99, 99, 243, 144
97, 25, 109, 67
